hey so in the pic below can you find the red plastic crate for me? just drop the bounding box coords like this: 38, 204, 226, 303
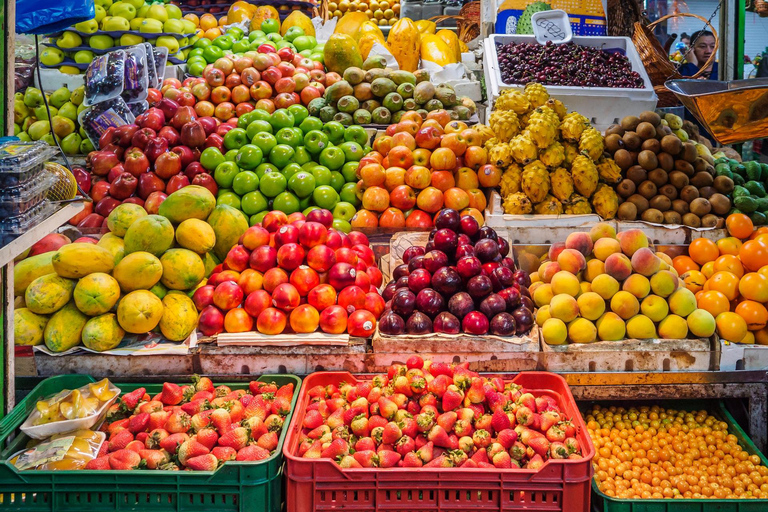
283, 371, 595, 512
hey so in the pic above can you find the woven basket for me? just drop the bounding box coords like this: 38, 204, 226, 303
633, 12, 719, 107
429, 14, 480, 43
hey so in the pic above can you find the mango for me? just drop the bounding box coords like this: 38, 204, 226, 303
14, 308, 49, 346
334, 12, 369, 40
159, 292, 198, 341
82, 313, 124, 352
160, 249, 205, 290
52, 244, 114, 279
596, 312, 626, 341
107, 203, 147, 237
25, 273, 76, 314
158, 185, 216, 224
97, 233, 125, 265
14, 252, 55, 296
175, 218, 216, 254
44, 302, 88, 352
124, 214, 174, 257
73, 272, 121, 315
117, 290, 163, 334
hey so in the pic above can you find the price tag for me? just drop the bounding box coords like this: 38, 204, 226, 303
531, 9, 573, 45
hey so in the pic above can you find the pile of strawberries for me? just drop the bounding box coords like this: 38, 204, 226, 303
297, 359, 583, 469
87, 377, 294, 471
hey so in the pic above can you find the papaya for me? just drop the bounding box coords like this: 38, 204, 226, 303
175, 218, 216, 254
359, 33, 385, 61
160, 249, 206, 290
117, 290, 164, 334
25, 273, 76, 315
73, 272, 121, 316
14, 252, 55, 296
44, 302, 88, 353
123, 214, 174, 257
82, 313, 125, 352
334, 12, 369, 40
436, 29, 461, 62
97, 233, 125, 265
281, 10, 315, 37
113, 252, 164, 292
159, 292, 199, 341
420, 35, 455, 66
387, 18, 420, 72
359, 20, 385, 40
226, 3, 252, 24
52, 244, 115, 279
458, 40, 469, 54
14, 308, 49, 346
324, 34, 364, 75
414, 19, 436, 35
107, 203, 147, 237
158, 185, 216, 224
207, 205, 249, 261
203, 252, 219, 277
250, 5, 279, 31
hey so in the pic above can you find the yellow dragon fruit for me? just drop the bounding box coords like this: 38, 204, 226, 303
524, 82, 549, 108
596, 156, 622, 184
539, 142, 565, 169
532, 106, 560, 127
525, 116, 558, 149
509, 134, 538, 165
535, 195, 563, 215
563, 142, 580, 167
503, 192, 533, 215
591, 184, 620, 220
560, 112, 589, 142
522, 160, 550, 203
489, 142, 513, 168
579, 127, 604, 161
546, 98, 567, 120
489, 110, 521, 142
571, 155, 599, 198
474, 124, 495, 145
495, 90, 531, 115
564, 194, 593, 214
550, 167, 574, 201
500, 164, 522, 196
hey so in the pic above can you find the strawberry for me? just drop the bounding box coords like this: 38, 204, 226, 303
472, 429, 491, 448
371, 426, 384, 445
446, 434, 459, 450
378, 450, 401, 468
159, 433, 189, 454
191, 391, 214, 402
406, 355, 423, 369
321, 438, 350, 459
454, 420, 472, 437
492, 451, 512, 468
139, 449, 170, 469
458, 436, 474, 453
427, 374, 450, 397
491, 409, 511, 433
381, 422, 402, 445
257, 431, 278, 451
540, 410, 561, 432
276, 382, 294, 399
138, 400, 164, 414
371, 375, 388, 388
210, 408, 232, 433
527, 436, 550, 457
181, 399, 206, 416
178, 439, 210, 466
558, 420, 577, 438
529, 413, 541, 431
186, 453, 219, 471
243, 395, 269, 421
409, 375, 427, 395
545, 425, 565, 443
306, 425, 331, 440
398, 417, 418, 438
165, 410, 191, 434
107, 420, 130, 435
190, 410, 213, 431
518, 427, 539, 445
436, 412, 457, 432
125, 440, 145, 452
98, 440, 108, 457
303, 409, 323, 429
441, 386, 463, 411
195, 428, 219, 450
108, 429, 134, 452
377, 443, 394, 453
326, 397, 346, 413
392, 375, 412, 397
465, 378, 485, 404
355, 437, 376, 452
307, 385, 326, 398
215, 385, 232, 397
497, 429, 518, 449
461, 459, 478, 468
350, 415, 370, 437
119, 388, 146, 414
471, 447, 489, 464
368, 415, 388, 431
355, 381, 373, 399
85, 456, 110, 470
332, 425, 350, 442
419, 393, 437, 409
415, 412, 435, 433
447, 449, 468, 466
428, 362, 453, 377
402, 452, 423, 467
510, 441, 526, 461
565, 437, 580, 454
487, 442, 505, 460
416, 441, 434, 463
395, 435, 415, 456
474, 414, 492, 432
218, 427, 249, 451
485, 391, 509, 413
109, 449, 141, 470
266, 414, 284, 433
515, 406, 534, 427
158, 382, 183, 406
424, 455, 453, 468
517, 393, 536, 411
193, 375, 214, 393
477, 462, 495, 468
338, 455, 362, 468
377, 397, 398, 420
342, 406, 366, 426
148, 410, 170, 431
126, 412, 150, 434
212, 446, 237, 461
427, 425, 451, 448
550, 441, 568, 459
526, 454, 544, 470
236, 444, 271, 462
136, 432, 149, 445
353, 450, 378, 468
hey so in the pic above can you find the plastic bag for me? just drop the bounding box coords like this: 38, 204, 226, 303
84, 50, 126, 107
121, 45, 149, 104
10, 429, 105, 470
78, 98, 135, 149
16, 0, 94, 35
127, 100, 149, 117
143, 43, 159, 89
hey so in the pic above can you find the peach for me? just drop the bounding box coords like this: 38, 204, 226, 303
596, 312, 626, 341
658, 314, 688, 340
272, 283, 300, 311
631, 248, 661, 277
365, 292, 386, 319
589, 223, 617, 242
548, 242, 566, 262
307, 283, 337, 311
557, 249, 587, 275
538, 262, 561, 283
549, 294, 579, 323
348, 309, 377, 337
338, 285, 366, 314
244, 289, 271, 318
444, 188, 470, 211
529, 281, 544, 297
626, 314, 657, 339
687, 309, 716, 337
622, 274, 651, 299
565, 232, 593, 257
213, 281, 243, 311
238, 269, 264, 295
454, 168, 479, 190
404, 166, 431, 190
290, 304, 320, 333
541, 318, 568, 345
583, 259, 605, 283
550, 271, 581, 297
290, 266, 320, 296
649, 270, 678, 298
656, 252, 673, 268
416, 187, 444, 213
225, 245, 250, 272
532, 283, 554, 308
568, 318, 597, 343
256, 307, 287, 335
535, 305, 551, 326
610, 291, 640, 320
465, 192, 486, 212
262, 211, 288, 233
617, 229, 649, 257
576, 292, 605, 321
362, 186, 390, 212
263, 268, 289, 293
319, 304, 348, 334
224, 308, 254, 333
604, 253, 632, 282
593, 238, 621, 262
580, 281, 592, 295
640, 294, 669, 323
668, 287, 696, 317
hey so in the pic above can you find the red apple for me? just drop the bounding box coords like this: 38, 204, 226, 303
204, 133, 224, 150
109, 172, 138, 200
123, 148, 150, 177
138, 171, 165, 199
144, 191, 167, 214
88, 151, 120, 177
192, 173, 218, 196
71, 166, 91, 194
131, 127, 156, 150
115, 124, 139, 147
90, 180, 111, 202
165, 174, 189, 194
94, 196, 121, 217
28, 233, 70, 257
154, 151, 182, 179
156, 99, 179, 122
192, 285, 215, 310
145, 137, 169, 163
158, 125, 181, 146
198, 305, 225, 336
225, 244, 250, 272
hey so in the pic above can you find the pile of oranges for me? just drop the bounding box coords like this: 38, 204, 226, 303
673, 213, 768, 344
587, 404, 768, 500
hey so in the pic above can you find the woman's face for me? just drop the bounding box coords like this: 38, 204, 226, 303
693, 35, 716, 64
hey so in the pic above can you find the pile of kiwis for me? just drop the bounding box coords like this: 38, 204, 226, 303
605, 111, 732, 228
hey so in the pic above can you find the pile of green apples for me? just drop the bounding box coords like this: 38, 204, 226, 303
40, 0, 198, 73
14, 86, 95, 155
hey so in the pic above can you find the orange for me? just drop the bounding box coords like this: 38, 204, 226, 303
218, 15, 228, 25
735, 300, 768, 331
672, 255, 699, 275
755, 233, 768, 247
716, 237, 742, 256
705, 271, 741, 301
738, 272, 768, 302
696, 290, 731, 317
701, 261, 715, 278
759, 265, 768, 279
739, 239, 768, 272
754, 327, 768, 345
751, 227, 768, 240
716, 312, 748, 343
183, 13, 200, 27
681, 270, 706, 293
204, 27, 222, 40
712, 254, 744, 278
200, 13, 218, 30
726, 213, 754, 239
688, 238, 719, 265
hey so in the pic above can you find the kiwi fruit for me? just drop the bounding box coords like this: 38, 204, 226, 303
641, 139, 661, 153
605, 124, 625, 137
620, 115, 640, 131
668, 171, 689, 189
660, 135, 682, 155
683, 213, 702, 228
638, 150, 659, 171
614, 149, 634, 170
649, 195, 672, 212
713, 175, 734, 194
627, 165, 647, 184
699, 186, 715, 199
674, 160, 694, 176
617, 179, 636, 198
663, 211, 682, 224
681, 142, 698, 163
641, 208, 664, 224
638, 180, 658, 199
693, 158, 709, 173
672, 199, 690, 215
659, 184, 678, 200
629, 151, 639, 163
701, 214, 719, 228
679, 185, 700, 203
690, 171, 714, 188
617, 202, 638, 220
628, 194, 650, 213
709, 193, 731, 215
648, 168, 669, 187
605, 133, 624, 153
636, 122, 657, 140
657, 152, 674, 172
690, 197, 712, 216
622, 132, 642, 151
639, 111, 661, 126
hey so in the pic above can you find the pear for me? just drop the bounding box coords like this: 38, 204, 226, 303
102, 16, 130, 31
77, 103, 88, 116
40, 47, 65, 66
52, 116, 75, 138
34, 105, 57, 121
49, 87, 71, 109
22, 118, 35, 132
80, 138, 95, 154
27, 120, 51, 141
15, 92, 23, 101
61, 133, 82, 155
41, 133, 55, 146
58, 102, 78, 122
14, 99, 29, 124
56, 31, 83, 49
23, 88, 44, 108
79, 126, 88, 139
74, 50, 95, 64
180, 19, 196, 34
70, 87, 85, 106
18, 132, 31, 142
13, 123, 21, 135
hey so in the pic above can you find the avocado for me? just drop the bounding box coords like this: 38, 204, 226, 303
734, 195, 759, 213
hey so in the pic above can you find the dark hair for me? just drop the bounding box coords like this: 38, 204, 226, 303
690, 30, 715, 46
680, 32, 690, 39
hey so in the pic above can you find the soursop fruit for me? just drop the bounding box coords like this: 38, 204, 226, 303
517, 1, 552, 35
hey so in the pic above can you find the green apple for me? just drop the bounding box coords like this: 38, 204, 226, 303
56, 31, 82, 49
74, 19, 99, 34
180, 19, 197, 34
147, 4, 168, 23
60, 133, 82, 155
137, 4, 150, 17
156, 35, 179, 54
110, 2, 136, 20
120, 33, 144, 45
129, 17, 144, 30
49, 87, 71, 109
95, 0, 113, 8
124, 0, 143, 9
70, 86, 85, 106
139, 18, 164, 33
40, 47, 65, 66
94, 5, 107, 22
102, 16, 130, 31
58, 102, 78, 122
52, 116, 75, 138
27, 120, 51, 141
163, 19, 184, 34
179, 37, 189, 47
89, 35, 113, 50
165, 4, 182, 19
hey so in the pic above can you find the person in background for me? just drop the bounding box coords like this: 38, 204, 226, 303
678, 30, 718, 80
680, 33, 690, 49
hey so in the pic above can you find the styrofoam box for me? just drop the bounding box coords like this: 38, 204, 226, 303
484, 35, 658, 132
34, 68, 85, 92
719, 339, 768, 371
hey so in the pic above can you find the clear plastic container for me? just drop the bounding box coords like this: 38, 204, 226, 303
143, 42, 159, 89
78, 97, 136, 147
84, 50, 126, 107
152, 46, 169, 83
0, 141, 57, 189
121, 45, 149, 104
0, 200, 55, 245
0, 172, 55, 217
127, 100, 148, 117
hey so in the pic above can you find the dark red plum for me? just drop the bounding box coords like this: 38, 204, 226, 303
393, 264, 410, 280
479, 294, 507, 319
406, 311, 433, 334
382, 282, 398, 301
455, 244, 475, 259
407, 268, 432, 294
456, 256, 482, 280
433, 311, 461, 334
490, 312, 517, 336
462, 311, 489, 335
478, 226, 498, 242
407, 255, 425, 272
433, 229, 458, 256
396, 276, 410, 289
416, 288, 445, 317
520, 295, 534, 312
501, 257, 515, 269
425, 240, 435, 253
448, 292, 474, 318
518, 285, 531, 299
423, 250, 449, 273
512, 307, 533, 334
512, 270, 531, 288
475, 238, 500, 263
482, 262, 501, 277
460, 215, 480, 238
379, 311, 405, 335
490, 266, 515, 291
467, 275, 493, 300
498, 287, 522, 310
457, 234, 472, 246
431, 267, 462, 296
392, 289, 416, 317
498, 237, 510, 257
403, 246, 425, 264
434, 208, 461, 231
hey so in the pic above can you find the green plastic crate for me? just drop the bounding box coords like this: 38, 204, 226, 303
0, 373, 301, 512
590, 401, 768, 512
